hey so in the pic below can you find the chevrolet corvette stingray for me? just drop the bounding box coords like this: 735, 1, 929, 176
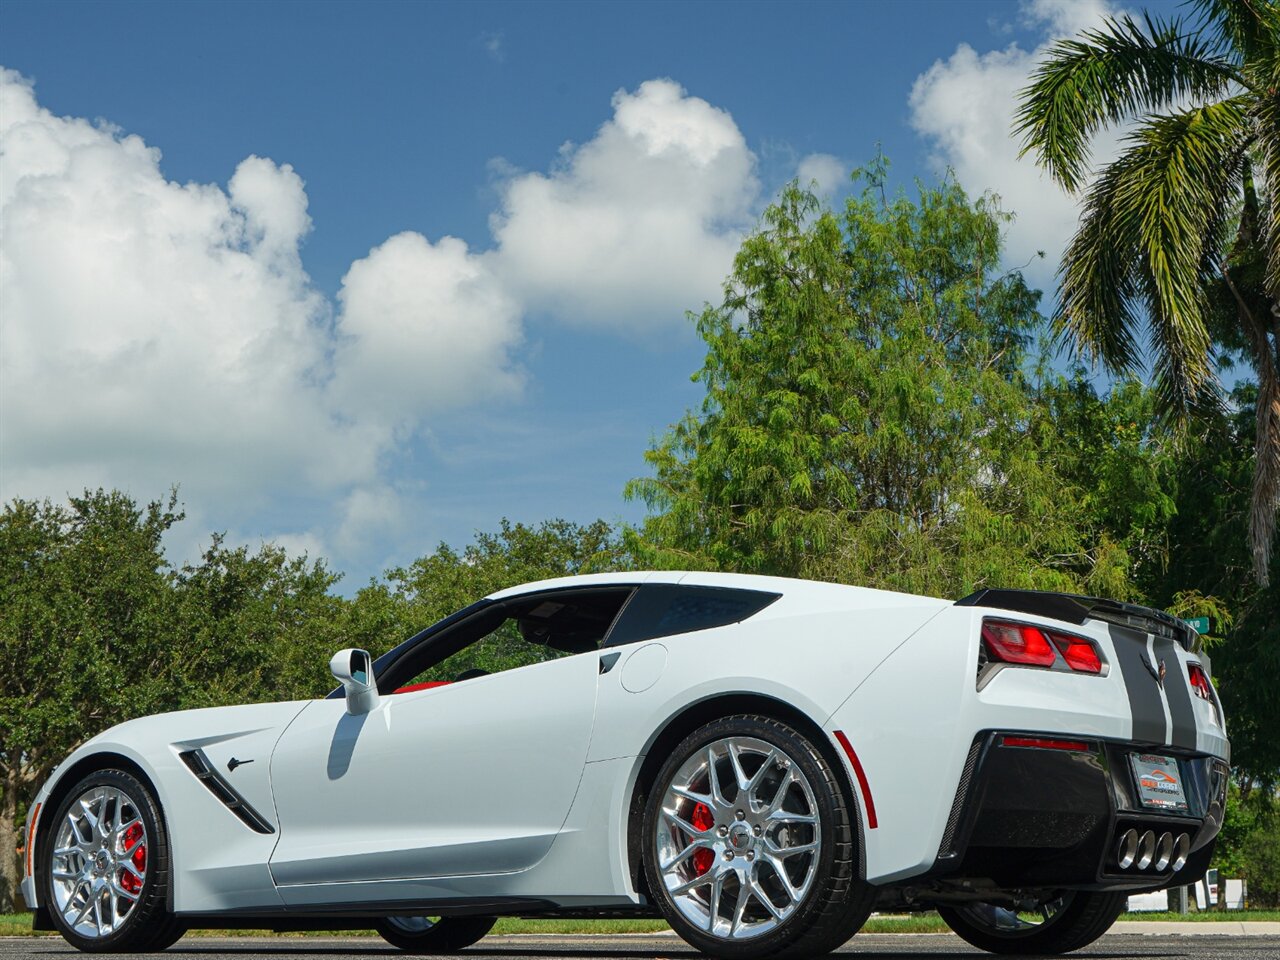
21, 572, 1229, 956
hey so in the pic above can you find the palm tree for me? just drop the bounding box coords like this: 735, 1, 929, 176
1016, 0, 1280, 584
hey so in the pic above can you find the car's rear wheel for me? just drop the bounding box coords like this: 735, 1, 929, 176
642, 715, 874, 960
44, 769, 182, 952
374, 915, 496, 953
937, 890, 1127, 954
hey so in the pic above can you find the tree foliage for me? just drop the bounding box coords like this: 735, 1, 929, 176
1016, 0, 1280, 583
627, 168, 1134, 598
0, 491, 185, 911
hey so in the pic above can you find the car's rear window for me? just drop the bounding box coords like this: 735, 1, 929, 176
605, 584, 780, 647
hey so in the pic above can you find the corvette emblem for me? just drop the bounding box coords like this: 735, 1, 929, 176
1142, 653, 1166, 688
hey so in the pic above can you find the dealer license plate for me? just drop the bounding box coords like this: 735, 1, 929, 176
1130, 753, 1189, 812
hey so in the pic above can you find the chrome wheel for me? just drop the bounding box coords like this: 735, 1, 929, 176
385, 916, 439, 934
654, 735, 821, 941
955, 894, 1072, 935
49, 786, 148, 939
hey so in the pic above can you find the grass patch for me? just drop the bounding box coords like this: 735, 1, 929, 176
1117, 909, 1280, 921
1, 913, 945, 938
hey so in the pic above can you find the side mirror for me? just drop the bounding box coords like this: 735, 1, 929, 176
329, 648, 381, 716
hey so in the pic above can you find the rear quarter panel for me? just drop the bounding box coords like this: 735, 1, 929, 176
828, 606, 1229, 885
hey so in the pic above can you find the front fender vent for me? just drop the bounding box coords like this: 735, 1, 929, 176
179, 749, 275, 834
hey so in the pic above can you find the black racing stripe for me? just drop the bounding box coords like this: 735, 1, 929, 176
1108, 623, 1167, 744
1157, 636, 1197, 749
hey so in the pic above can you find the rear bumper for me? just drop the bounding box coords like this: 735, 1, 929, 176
929, 731, 1228, 891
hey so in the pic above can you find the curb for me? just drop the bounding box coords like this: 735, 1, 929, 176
1108, 921, 1280, 936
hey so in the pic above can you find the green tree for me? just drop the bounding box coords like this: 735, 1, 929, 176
628, 167, 1132, 599
0, 491, 184, 912
1016, 0, 1280, 583
172, 536, 346, 706
1214, 782, 1280, 907
1029, 372, 1179, 585
1145, 383, 1280, 786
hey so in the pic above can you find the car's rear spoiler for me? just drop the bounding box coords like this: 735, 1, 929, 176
955, 588, 1198, 651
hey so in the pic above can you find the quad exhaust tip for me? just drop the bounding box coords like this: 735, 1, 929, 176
1172, 833, 1190, 871
1116, 829, 1191, 872
1117, 829, 1138, 869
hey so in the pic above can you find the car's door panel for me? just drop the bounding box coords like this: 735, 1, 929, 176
267, 649, 598, 900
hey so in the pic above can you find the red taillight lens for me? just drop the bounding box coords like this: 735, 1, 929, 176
1188, 664, 1214, 702
1049, 632, 1103, 674
981, 619, 1104, 674
982, 620, 1057, 667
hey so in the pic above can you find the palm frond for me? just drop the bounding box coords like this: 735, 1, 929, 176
1055, 160, 1146, 371
1193, 0, 1280, 63
1249, 41, 1280, 310
1124, 98, 1253, 411
1016, 13, 1242, 192
1058, 98, 1253, 412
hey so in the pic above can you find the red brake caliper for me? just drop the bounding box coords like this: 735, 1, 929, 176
690, 802, 715, 876
119, 823, 145, 894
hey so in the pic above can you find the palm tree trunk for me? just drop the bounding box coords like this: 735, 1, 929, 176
1220, 260, 1280, 585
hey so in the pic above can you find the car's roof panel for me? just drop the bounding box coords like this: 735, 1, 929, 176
487, 570, 948, 611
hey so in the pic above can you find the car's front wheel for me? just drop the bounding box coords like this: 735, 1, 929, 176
374, 915, 497, 953
937, 891, 1127, 954
44, 768, 183, 952
642, 715, 874, 960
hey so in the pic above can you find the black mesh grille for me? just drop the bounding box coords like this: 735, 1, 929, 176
939, 738, 984, 857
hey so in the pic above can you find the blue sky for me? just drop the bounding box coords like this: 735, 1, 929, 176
0, 0, 1178, 590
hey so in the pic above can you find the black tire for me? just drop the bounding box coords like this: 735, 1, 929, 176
937, 891, 1127, 954
641, 714, 875, 960
374, 915, 497, 953
42, 768, 179, 953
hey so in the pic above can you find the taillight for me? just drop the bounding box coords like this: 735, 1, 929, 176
1187, 663, 1223, 727
982, 620, 1056, 666
981, 619, 1104, 674
1051, 633, 1103, 674
1188, 664, 1214, 702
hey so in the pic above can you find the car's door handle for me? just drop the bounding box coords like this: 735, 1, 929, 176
599, 652, 621, 674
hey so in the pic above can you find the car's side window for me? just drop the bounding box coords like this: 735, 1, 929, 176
381, 586, 636, 693
605, 584, 781, 647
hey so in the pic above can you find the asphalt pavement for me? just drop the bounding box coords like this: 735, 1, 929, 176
1, 931, 1278, 960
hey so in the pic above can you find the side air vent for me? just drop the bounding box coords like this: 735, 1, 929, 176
179, 749, 276, 834
938, 737, 984, 859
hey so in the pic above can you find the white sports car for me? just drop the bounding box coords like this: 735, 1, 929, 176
22, 572, 1229, 956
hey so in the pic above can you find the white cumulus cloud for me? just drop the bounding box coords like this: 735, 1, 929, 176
796, 153, 846, 196
909, 0, 1128, 292
1, 68, 794, 572
489, 78, 759, 330
0, 67, 520, 558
